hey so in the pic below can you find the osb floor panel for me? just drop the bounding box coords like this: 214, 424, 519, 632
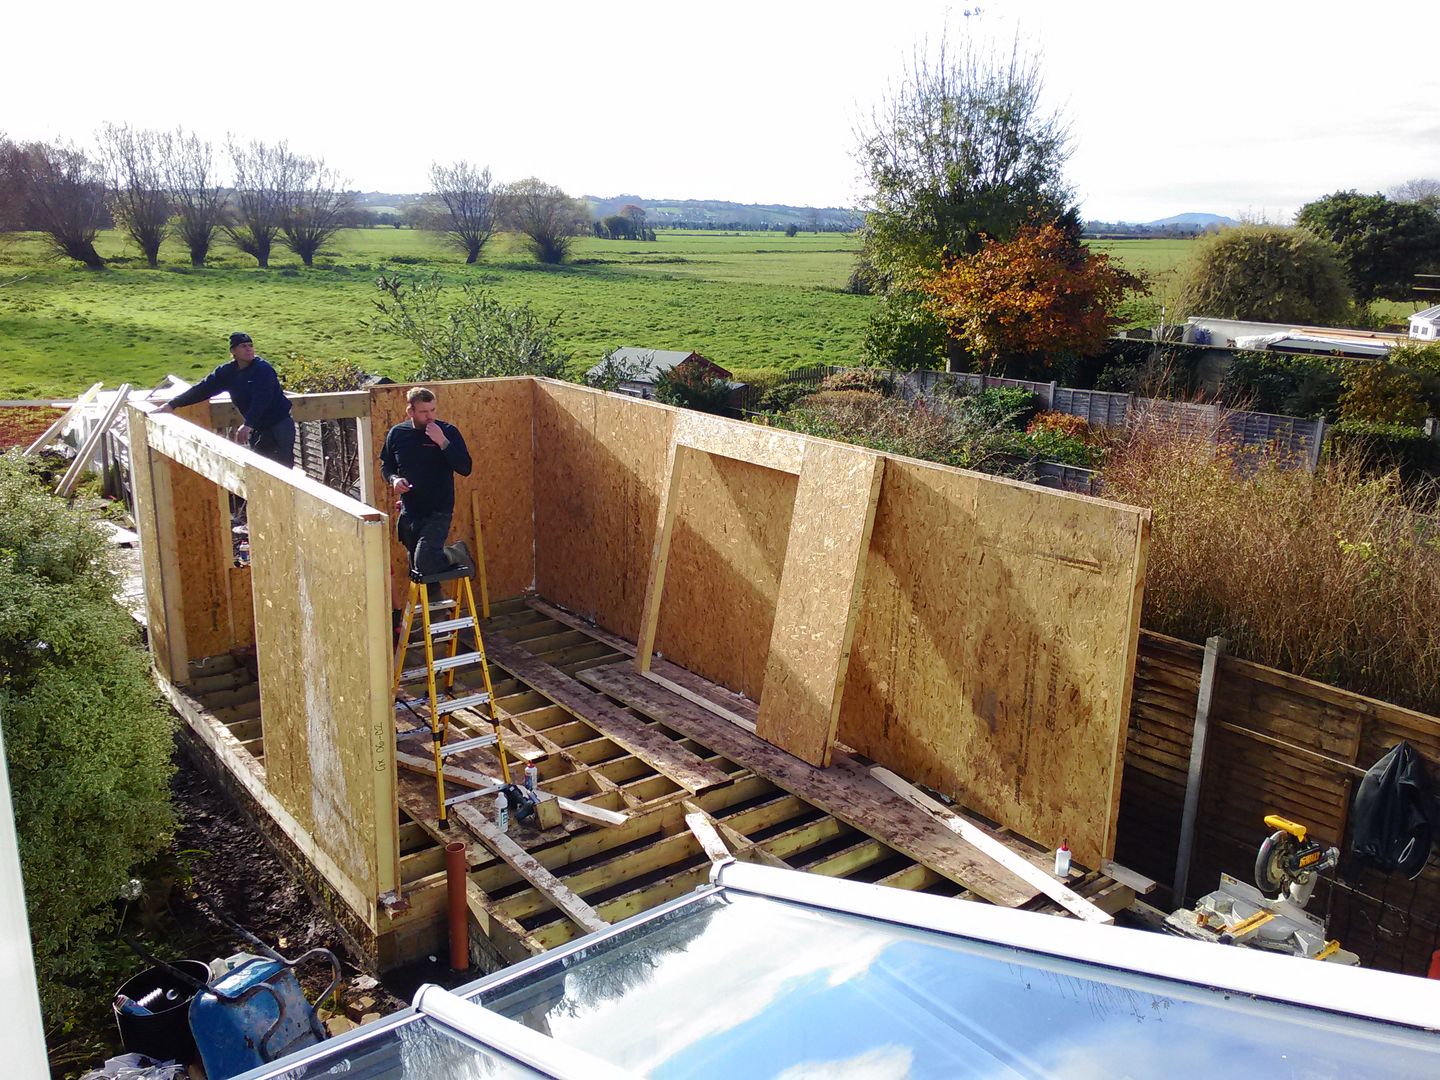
187, 594, 1133, 963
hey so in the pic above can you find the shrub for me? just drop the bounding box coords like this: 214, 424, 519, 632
1338, 360, 1427, 425
860, 288, 947, 370
583, 348, 656, 392
0, 454, 175, 1028
275, 353, 370, 393
767, 391, 1029, 475
819, 368, 894, 396
1027, 411, 1090, 439
1176, 225, 1352, 325
1023, 427, 1098, 468
1219, 351, 1343, 418
1100, 426, 1440, 712
1327, 420, 1439, 479
944, 386, 1039, 429
371, 272, 569, 381
655, 365, 733, 415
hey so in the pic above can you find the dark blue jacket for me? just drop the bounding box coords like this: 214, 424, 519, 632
381, 420, 472, 516
168, 356, 293, 429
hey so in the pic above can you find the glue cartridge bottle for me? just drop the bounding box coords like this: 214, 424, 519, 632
495, 792, 509, 831
1054, 839, 1071, 878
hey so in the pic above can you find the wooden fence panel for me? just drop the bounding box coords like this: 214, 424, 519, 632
1118, 630, 1440, 975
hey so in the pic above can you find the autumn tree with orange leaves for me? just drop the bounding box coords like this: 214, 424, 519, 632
921, 222, 1144, 379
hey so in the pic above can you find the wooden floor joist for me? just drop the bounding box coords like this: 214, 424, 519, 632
481, 631, 730, 794
578, 662, 1040, 907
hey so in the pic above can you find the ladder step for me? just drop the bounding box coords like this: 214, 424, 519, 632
427, 616, 475, 635
443, 784, 504, 808
436, 692, 491, 716
440, 734, 498, 757
399, 652, 484, 682
411, 598, 456, 615
394, 694, 489, 720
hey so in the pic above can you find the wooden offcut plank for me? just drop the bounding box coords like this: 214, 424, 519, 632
453, 803, 608, 934
482, 631, 728, 794
24, 381, 102, 456
756, 444, 883, 766
579, 663, 1039, 907
870, 766, 1113, 925
56, 383, 133, 496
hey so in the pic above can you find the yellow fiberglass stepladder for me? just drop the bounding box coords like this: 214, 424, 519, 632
391, 541, 512, 825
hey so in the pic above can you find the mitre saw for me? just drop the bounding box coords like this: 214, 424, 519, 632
1165, 814, 1359, 964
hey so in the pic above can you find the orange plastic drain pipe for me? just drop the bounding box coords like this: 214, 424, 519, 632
446, 841, 468, 971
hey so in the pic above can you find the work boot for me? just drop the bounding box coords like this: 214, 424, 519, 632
442, 541, 474, 574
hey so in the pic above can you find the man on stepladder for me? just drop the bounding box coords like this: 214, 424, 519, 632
380, 386, 473, 615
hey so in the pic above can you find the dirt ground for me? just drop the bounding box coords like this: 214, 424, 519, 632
69, 748, 410, 1076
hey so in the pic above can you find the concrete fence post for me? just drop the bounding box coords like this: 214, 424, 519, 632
1173, 635, 1227, 907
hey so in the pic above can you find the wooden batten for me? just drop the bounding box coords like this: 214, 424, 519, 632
210, 390, 371, 428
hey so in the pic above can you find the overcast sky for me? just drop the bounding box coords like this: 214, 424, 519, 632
4, 0, 1436, 223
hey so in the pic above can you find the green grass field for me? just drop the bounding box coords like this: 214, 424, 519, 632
0, 229, 874, 398
4, 229, 1420, 400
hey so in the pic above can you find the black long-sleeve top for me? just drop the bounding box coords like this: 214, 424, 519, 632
167, 356, 293, 429
380, 420, 472, 516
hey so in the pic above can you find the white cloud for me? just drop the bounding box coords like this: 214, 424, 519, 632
774, 1044, 915, 1080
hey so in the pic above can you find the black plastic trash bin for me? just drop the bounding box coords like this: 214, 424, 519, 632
114, 960, 211, 1064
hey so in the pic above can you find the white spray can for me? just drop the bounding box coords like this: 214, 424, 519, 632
524, 763, 539, 795
1054, 839, 1071, 878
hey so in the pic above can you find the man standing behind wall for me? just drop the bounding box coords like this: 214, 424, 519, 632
381, 387, 473, 598
156, 332, 296, 469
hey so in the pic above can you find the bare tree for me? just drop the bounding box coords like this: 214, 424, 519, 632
1389, 177, 1440, 212
162, 128, 224, 267
225, 137, 291, 267
278, 153, 354, 267
0, 132, 20, 233
97, 123, 171, 267
5, 139, 108, 268
503, 178, 587, 264
426, 160, 502, 263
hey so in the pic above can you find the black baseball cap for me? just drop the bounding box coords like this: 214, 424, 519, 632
229, 332, 253, 348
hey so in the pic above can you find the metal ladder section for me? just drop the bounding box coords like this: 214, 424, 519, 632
392, 561, 512, 824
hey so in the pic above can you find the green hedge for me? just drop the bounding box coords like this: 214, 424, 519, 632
1327, 420, 1439, 478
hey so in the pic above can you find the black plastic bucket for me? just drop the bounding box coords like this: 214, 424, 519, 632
114, 959, 211, 1064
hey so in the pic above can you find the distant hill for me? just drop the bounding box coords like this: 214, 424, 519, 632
583, 195, 861, 232
1142, 212, 1238, 228
1083, 211, 1237, 239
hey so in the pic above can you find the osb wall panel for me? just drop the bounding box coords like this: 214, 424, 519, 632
756, 445, 883, 764
657, 449, 798, 701
533, 383, 674, 642
368, 379, 535, 600
228, 566, 255, 650
838, 457, 1149, 867
246, 466, 396, 906
170, 403, 234, 661
170, 465, 233, 659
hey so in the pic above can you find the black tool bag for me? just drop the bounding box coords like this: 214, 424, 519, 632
1349, 741, 1437, 880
